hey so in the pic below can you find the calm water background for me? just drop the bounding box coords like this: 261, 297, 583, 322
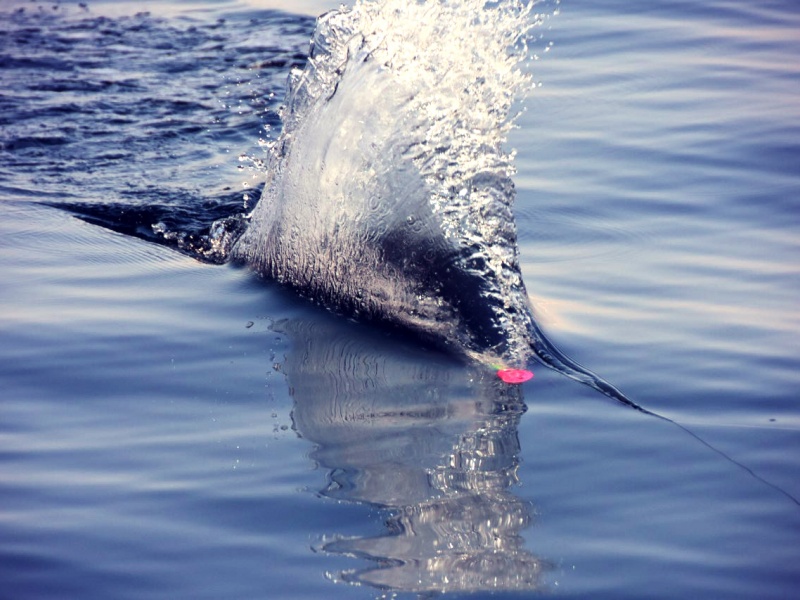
2, 0, 799, 598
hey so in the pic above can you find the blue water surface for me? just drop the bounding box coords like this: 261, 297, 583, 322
1, 0, 799, 598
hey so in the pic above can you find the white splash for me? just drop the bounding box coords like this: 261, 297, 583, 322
234, 0, 556, 365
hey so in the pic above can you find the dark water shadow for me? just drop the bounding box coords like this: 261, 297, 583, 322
272, 317, 547, 594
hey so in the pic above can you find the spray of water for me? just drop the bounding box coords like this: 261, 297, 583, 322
233, 0, 556, 366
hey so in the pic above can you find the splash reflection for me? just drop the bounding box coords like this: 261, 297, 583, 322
275, 319, 545, 593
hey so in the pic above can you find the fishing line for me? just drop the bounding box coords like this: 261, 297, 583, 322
501, 322, 800, 508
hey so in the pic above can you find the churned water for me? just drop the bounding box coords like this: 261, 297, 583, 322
233, 0, 544, 367
1, 0, 799, 599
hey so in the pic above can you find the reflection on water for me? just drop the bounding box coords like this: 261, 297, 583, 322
274, 318, 545, 593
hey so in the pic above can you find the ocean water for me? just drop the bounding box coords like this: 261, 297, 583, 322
1, 0, 799, 599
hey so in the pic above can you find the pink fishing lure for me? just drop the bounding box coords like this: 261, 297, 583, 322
496, 368, 534, 384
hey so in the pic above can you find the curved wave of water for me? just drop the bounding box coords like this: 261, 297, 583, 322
230, 0, 640, 410
233, 0, 552, 367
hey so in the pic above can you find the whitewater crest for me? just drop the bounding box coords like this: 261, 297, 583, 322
233, 0, 553, 367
